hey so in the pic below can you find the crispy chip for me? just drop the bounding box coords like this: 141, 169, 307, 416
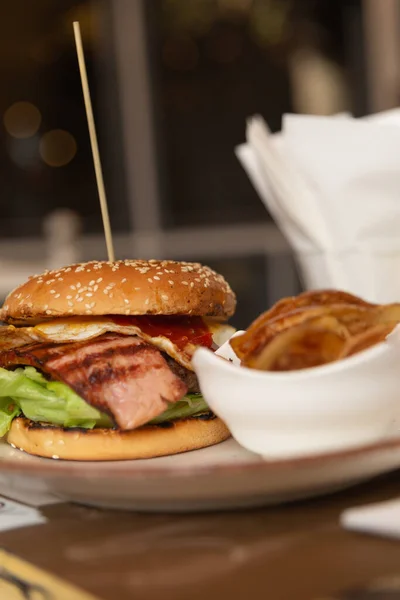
246, 315, 348, 371
239, 289, 374, 338
339, 323, 396, 359
232, 289, 400, 372
232, 303, 373, 362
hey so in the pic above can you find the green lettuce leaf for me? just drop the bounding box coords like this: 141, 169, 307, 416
0, 366, 112, 432
0, 366, 209, 437
0, 398, 21, 438
149, 394, 209, 424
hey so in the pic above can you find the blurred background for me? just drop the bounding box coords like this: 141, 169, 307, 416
0, 0, 398, 329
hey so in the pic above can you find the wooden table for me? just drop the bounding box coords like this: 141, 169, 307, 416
1, 473, 400, 600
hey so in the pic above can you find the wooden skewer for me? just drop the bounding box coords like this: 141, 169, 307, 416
73, 21, 115, 262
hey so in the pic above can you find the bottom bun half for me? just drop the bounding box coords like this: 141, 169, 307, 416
7, 416, 231, 461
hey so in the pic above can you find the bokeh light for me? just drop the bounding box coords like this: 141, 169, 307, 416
4, 102, 42, 139
39, 130, 77, 167
249, 2, 291, 47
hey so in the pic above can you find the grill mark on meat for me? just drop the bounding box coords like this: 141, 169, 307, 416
0, 333, 188, 430
85, 361, 144, 388
62, 342, 150, 373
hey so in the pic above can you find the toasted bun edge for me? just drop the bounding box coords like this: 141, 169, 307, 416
7, 416, 231, 461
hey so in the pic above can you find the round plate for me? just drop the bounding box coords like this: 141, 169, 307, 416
1, 437, 400, 512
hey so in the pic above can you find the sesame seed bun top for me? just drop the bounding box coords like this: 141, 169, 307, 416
0, 259, 236, 324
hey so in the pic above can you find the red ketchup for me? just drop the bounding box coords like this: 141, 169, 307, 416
111, 315, 213, 350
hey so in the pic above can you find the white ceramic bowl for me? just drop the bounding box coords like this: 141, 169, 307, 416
192, 327, 400, 459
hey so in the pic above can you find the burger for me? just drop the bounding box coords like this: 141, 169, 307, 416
0, 259, 236, 460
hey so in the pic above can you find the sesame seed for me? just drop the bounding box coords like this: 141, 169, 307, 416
93, 285, 98, 292
162, 294, 169, 301
86, 293, 93, 297
45, 309, 52, 315
54, 293, 61, 299
190, 282, 194, 288
76, 283, 81, 288
124, 299, 129, 304
50, 290, 56, 294
182, 281, 188, 286
121, 278, 127, 283
134, 287, 141, 291
52, 455, 60, 459
96, 277, 103, 283
68, 301, 73, 307
168, 280, 174, 285
147, 278, 153, 283
70, 285, 76, 290
44, 304, 49, 310
153, 276, 160, 281
145, 299, 150, 305
89, 280, 95, 286
66, 295, 72, 300
125, 309, 131, 315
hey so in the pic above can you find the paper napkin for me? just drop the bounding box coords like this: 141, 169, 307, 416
341, 497, 400, 540
236, 109, 400, 303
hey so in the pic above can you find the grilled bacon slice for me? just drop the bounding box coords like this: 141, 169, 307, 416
0, 333, 188, 430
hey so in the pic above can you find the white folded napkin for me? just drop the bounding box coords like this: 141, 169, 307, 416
236, 110, 400, 303
0, 474, 62, 507
341, 497, 400, 539
0, 496, 46, 532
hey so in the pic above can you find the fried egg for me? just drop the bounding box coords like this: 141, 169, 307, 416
0, 318, 235, 370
